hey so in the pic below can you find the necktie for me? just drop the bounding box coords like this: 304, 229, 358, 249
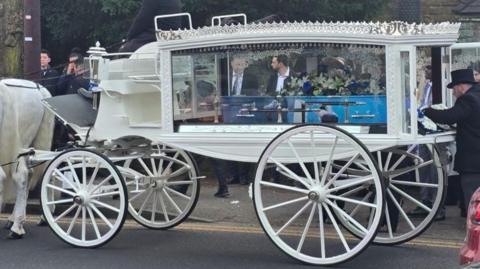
232, 74, 240, 95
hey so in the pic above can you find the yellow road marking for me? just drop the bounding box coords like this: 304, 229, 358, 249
7, 214, 462, 249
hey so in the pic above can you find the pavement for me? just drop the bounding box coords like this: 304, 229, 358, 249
188, 176, 467, 244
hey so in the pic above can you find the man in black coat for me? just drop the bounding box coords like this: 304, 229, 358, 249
39, 49, 59, 96
266, 54, 294, 96
119, 0, 181, 52
423, 68, 480, 208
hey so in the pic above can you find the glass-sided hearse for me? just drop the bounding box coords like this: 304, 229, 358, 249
38, 13, 463, 265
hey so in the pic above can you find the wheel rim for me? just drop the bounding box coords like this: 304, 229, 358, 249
335, 144, 445, 244
40, 149, 127, 248
123, 144, 199, 229
253, 124, 384, 265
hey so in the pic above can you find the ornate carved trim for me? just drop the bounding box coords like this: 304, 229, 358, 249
156, 21, 461, 42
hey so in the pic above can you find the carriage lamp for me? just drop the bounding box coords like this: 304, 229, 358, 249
87, 42, 107, 110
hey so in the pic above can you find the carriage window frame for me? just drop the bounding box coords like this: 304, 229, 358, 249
170, 43, 388, 134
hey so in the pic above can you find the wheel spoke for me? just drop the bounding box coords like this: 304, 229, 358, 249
324, 153, 360, 189
326, 194, 377, 208
90, 203, 113, 228
161, 152, 181, 176
339, 185, 366, 197
151, 191, 158, 222
137, 158, 154, 177
150, 158, 158, 176
297, 203, 316, 252
287, 139, 314, 185
326, 199, 368, 234
165, 186, 192, 200
128, 189, 147, 202
310, 130, 321, 185
165, 166, 189, 179
383, 200, 394, 238
387, 189, 416, 230
384, 151, 392, 171
263, 196, 309, 212
46, 184, 76, 197
386, 160, 433, 179
87, 206, 101, 240
348, 192, 372, 218
89, 175, 113, 195
82, 156, 87, 187
87, 162, 100, 189
390, 184, 431, 212
389, 145, 416, 171
90, 199, 121, 213
158, 192, 169, 222
259, 181, 310, 194
390, 180, 438, 188
269, 157, 311, 188
327, 175, 374, 193
66, 158, 81, 189
166, 180, 192, 186
53, 169, 79, 192
67, 206, 82, 235
320, 137, 338, 186
276, 201, 312, 236
90, 191, 121, 199
318, 204, 325, 258
323, 203, 350, 252
162, 189, 183, 214
81, 207, 86, 241
54, 204, 78, 223
138, 189, 153, 216
376, 151, 383, 171
46, 198, 74, 206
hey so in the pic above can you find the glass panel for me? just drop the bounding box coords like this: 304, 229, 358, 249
416, 47, 432, 109
451, 46, 480, 81
171, 43, 387, 133
400, 51, 411, 133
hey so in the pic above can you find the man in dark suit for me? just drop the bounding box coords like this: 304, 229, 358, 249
423, 68, 480, 209
266, 54, 293, 96
223, 55, 259, 96
39, 49, 59, 96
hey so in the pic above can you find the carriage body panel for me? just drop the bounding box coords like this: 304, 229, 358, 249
79, 20, 460, 162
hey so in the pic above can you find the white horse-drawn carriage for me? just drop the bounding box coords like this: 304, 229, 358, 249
13, 14, 467, 265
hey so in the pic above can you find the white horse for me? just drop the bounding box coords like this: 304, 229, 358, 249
0, 79, 54, 238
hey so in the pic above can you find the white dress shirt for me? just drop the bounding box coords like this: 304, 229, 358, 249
275, 67, 290, 92
232, 72, 244, 95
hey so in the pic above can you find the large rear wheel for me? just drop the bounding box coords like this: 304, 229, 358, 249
253, 124, 384, 266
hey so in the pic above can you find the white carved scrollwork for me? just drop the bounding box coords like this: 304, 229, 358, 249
156, 21, 461, 42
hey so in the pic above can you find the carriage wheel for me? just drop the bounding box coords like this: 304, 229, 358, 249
40, 149, 127, 248
253, 124, 384, 266
123, 144, 200, 229
338, 144, 445, 245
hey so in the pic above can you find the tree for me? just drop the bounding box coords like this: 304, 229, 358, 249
41, 0, 140, 65
41, 0, 389, 66
182, 0, 389, 27
0, 0, 23, 78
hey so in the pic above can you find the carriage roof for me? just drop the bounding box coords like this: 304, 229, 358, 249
155, 18, 461, 50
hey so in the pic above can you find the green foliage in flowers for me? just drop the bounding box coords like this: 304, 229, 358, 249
280, 70, 385, 97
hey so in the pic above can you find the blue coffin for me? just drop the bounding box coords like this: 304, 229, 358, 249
220, 95, 386, 124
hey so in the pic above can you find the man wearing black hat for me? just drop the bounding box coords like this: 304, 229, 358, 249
423, 68, 480, 209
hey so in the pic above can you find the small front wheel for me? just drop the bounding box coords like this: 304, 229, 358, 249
40, 149, 127, 248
